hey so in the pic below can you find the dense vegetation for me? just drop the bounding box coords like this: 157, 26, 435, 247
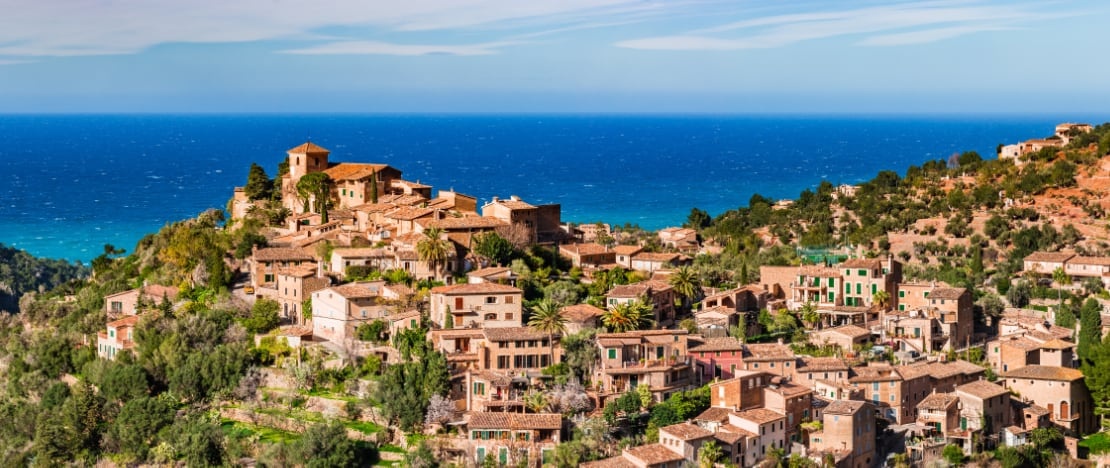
0, 243, 87, 312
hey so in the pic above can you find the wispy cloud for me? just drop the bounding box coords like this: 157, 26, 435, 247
0, 59, 34, 65
0, 0, 652, 57
616, 0, 1069, 51
281, 40, 518, 56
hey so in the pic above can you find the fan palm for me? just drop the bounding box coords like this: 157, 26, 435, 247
603, 299, 652, 333
669, 265, 702, 312
528, 299, 567, 366
416, 227, 450, 280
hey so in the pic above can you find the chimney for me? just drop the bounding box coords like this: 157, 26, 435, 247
510, 195, 521, 201
492, 196, 499, 203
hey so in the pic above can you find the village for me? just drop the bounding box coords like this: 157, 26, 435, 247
91, 123, 1110, 468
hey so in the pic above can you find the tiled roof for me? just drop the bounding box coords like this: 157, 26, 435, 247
468, 266, 512, 278
744, 343, 795, 361
1024, 251, 1075, 263
323, 163, 392, 182
689, 337, 745, 353
1001, 365, 1084, 381
607, 283, 650, 298
799, 265, 841, 277
330, 283, 379, 299
717, 424, 757, 440
350, 202, 396, 213
624, 443, 685, 465
917, 393, 959, 411
423, 216, 507, 230
430, 283, 522, 295
254, 247, 315, 262
928, 287, 967, 300
632, 252, 683, 263
383, 284, 414, 297
466, 412, 562, 430
580, 456, 637, 468
956, 380, 1008, 400
839, 258, 882, 269
142, 284, 180, 300
483, 327, 549, 342
824, 400, 869, 415
1002, 336, 1042, 351
798, 357, 848, 372
332, 248, 391, 259
1068, 256, 1110, 266
694, 407, 732, 423
386, 207, 435, 221
612, 245, 643, 255
276, 325, 313, 337
560, 243, 611, 257
733, 408, 785, 424
894, 365, 930, 381
821, 325, 871, 339
491, 198, 536, 210
766, 381, 812, 397
1039, 338, 1075, 350
287, 141, 330, 153
660, 422, 713, 441
387, 310, 421, 322
108, 315, 142, 328
560, 304, 605, 323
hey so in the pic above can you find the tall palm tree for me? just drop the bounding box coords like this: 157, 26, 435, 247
603, 299, 652, 333
669, 265, 702, 312
416, 227, 450, 280
872, 290, 891, 311
528, 299, 567, 366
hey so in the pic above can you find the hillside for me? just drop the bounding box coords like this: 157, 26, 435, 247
0, 244, 87, 313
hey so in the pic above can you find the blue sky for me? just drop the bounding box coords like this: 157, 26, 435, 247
1, 0, 1108, 113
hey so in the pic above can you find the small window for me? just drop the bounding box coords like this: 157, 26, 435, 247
505, 296, 514, 304
608, 349, 617, 359
486, 296, 497, 304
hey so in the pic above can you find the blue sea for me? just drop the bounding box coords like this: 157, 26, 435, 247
1, 114, 1104, 263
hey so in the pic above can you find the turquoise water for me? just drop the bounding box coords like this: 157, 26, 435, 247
0, 114, 1101, 262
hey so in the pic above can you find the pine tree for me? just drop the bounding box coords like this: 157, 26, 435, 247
244, 163, 272, 200
1078, 298, 1103, 363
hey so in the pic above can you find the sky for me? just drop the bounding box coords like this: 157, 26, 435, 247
1, 0, 1108, 113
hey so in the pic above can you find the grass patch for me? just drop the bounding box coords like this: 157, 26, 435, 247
1080, 432, 1110, 454
345, 420, 383, 434
406, 433, 429, 446
305, 388, 361, 403
220, 420, 301, 444
379, 444, 406, 453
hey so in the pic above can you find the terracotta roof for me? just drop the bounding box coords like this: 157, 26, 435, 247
386, 207, 435, 221
956, 380, 1008, 400
277, 267, 317, 278
717, 424, 757, 440
287, 142, 329, 153
732, 408, 785, 424
1024, 251, 1075, 263
1001, 336, 1042, 351
254, 247, 315, 262
430, 283, 522, 295
490, 199, 536, 210
632, 252, 683, 263
917, 393, 959, 411
323, 163, 393, 182
303, 277, 331, 294
624, 443, 685, 465
580, 456, 637, 468
351, 202, 396, 213
483, 327, 549, 342
799, 265, 841, 277
694, 407, 732, 423
423, 216, 507, 230
839, 258, 881, 269
821, 325, 871, 339
1039, 338, 1075, 350
607, 283, 650, 298
1068, 256, 1110, 266
660, 422, 713, 441
798, 357, 848, 372
387, 310, 421, 322
560, 304, 605, 323
383, 284, 414, 297
894, 365, 931, 381
766, 381, 812, 397
928, 287, 967, 300
276, 325, 313, 337
467, 266, 513, 278
825, 400, 869, 415
560, 243, 611, 257
1001, 365, 1084, 381
466, 412, 562, 430
945, 360, 987, 376
108, 315, 142, 328
142, 285, 180, 301
849, 365, 902, 383
332, 248, 391, 259
744, 343, 795, 361
612, 245, 643, 255
689, 337, 745, 353
329, 283, 380, 299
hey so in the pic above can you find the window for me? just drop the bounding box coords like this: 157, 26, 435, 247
899, 291, 905, 298
608, 349, 617, 359
486, 296, 497, 304
110, 301, 123, 312
109, 329, 115, 338
505, 313, 513, 321
455, 298, 464, 309
858, 269, 866, 276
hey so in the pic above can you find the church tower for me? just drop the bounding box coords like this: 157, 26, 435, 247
286, 142, 330, 185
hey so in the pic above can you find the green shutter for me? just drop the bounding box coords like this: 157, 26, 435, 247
899, 291, 905, 298
828, 278, 834, 287
872, 284, 877, 294
858, 269, 866, 276
608, 349, 617, 359
856, 283, 861, 295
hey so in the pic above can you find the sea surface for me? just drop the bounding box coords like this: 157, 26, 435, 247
1, 114, 1104, 263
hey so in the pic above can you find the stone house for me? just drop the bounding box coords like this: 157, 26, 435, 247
809, 400, 875, 468
97, 315, 141, 360
689, 337, 748, 383
1000, 365, 1096, 435
463, 412, 562, 467
559, 243, 616, 268
811, 325, 871, 352
250, 246, 316, 291
836, 257, 901, 309
630, 252, 690, 274
613, 245, 643, 269
481, 196, 563, 245
476, 326, 560, 375
955, 380, 1011, 443
429, 283, 524, 329
310, 282, 388, 343
559, 303, 604, 334
103, 284, 179, 317
729, 408, 787, 467
1023, 251, 1075, 277
763, 380, 814, 445
595, 330, 695, 404
606, 280, 677, 326
275, 268, 329, 325
658, 422, 714, 462
467, 266, 517, 285
328, 248, 395, 276
657, 227, 699, 252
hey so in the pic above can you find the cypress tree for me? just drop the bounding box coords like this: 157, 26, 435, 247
370, 170, 378, 203
1078, 298, 1103, 363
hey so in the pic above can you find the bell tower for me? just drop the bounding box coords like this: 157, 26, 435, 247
286, 142, 330, 185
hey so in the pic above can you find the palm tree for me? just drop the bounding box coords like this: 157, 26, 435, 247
416, 227, 450, 280
872, 290, 891, 311
603, 300, 652, 333
1053, 267, 1069, 310
668, 265, 702, 312
800, 301, 820, 329
528, 299, 567, 366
